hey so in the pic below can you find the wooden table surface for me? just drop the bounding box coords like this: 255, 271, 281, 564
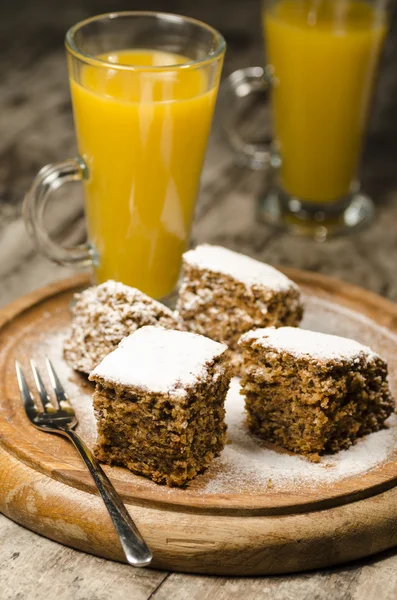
2, 0, 397, 598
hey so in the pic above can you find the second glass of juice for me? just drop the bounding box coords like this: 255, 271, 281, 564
261, 0, 387, 236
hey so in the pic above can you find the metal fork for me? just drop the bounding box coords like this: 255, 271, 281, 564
15, 357, 152, 567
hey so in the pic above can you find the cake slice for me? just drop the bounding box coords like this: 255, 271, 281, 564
239, 327, 394, 458
89, 325, 231, 486
176, 244, 303, 352
64, 280, 181, 374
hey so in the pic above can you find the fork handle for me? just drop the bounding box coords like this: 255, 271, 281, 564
65, 428, 152, 567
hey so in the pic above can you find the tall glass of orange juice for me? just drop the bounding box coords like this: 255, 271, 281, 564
24, 12, 225, 298
221, 0, 389, 239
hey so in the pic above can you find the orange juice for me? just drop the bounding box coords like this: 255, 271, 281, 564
264, 0, 386, 203
70, 50, 218, 298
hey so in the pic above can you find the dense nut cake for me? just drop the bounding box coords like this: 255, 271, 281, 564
239, 327, 394, 459
89, 326, 232, 487
177, 244, 303, 352
64, 280, 181, 374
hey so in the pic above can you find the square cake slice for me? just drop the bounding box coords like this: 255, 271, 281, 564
239, 327, 394, 458
64, 280, 181, 374
176, 244, 303, 352
89, 326, 231, 486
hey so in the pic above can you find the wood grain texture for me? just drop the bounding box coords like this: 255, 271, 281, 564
5, 439, 397, 578
3, 513, 397, 600
0, 512, 167, 600
2, 274, 397, 575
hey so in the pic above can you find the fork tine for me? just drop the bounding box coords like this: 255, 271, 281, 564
15, 360, 38, 421
45, 356, 72, 409
30, 359, 54, 412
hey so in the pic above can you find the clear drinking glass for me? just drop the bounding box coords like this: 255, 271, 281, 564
24, 12, 225, 299
221, 0, 390, 239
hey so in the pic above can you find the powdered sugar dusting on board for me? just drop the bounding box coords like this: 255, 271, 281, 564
90, 325, 228, 397
302, 295, 397, 347
183, 244, 297, 291
240, 326, 378, 362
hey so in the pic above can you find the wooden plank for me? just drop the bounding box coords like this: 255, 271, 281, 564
151, 554, 397, 600
3, 512, 397, 600
0, 515, 167, 600
150, 570, 359, 600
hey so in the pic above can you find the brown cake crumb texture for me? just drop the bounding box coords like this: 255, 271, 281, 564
177, 245, 303, 352
239, 328, 394, 459
89, 327, 232, 487
63, 280, 181, 374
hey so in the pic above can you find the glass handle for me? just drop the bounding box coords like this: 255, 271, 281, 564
23, 157, 94, 268
219, 66, 274, 170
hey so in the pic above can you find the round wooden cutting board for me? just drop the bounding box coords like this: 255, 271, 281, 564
2, 270, 397, 575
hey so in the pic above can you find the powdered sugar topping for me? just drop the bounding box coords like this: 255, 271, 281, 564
76, 280, 176, 324
90, 325, 227, 396
183, 245, 297, 291
64, 280, 180, 374
240, 326, 378, 362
